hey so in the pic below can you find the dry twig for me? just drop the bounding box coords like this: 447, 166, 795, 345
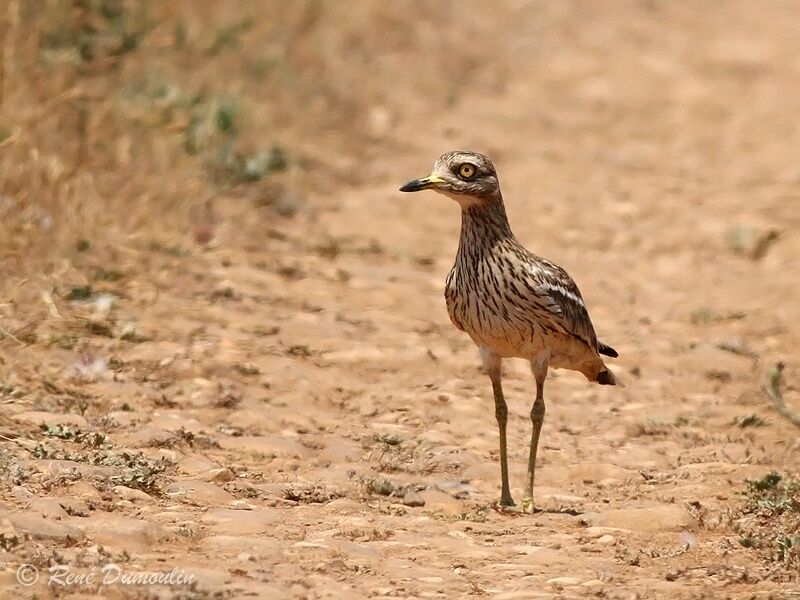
763, 362, 800, 428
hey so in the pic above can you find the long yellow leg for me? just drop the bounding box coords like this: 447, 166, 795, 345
523, 355, 549, 513
482, 349, 514, 507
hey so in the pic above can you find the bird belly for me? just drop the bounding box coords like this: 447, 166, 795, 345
446, 288, 547, 359
447, 286, 603, 372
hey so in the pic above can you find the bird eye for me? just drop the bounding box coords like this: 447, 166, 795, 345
458, 163, 477, 179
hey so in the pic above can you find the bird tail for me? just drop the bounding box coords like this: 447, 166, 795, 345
598, 341, 618, 358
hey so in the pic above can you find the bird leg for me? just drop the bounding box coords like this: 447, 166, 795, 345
522, 355, 548, 513
482, 349, 514, 507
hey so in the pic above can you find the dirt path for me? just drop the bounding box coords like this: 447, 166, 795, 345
2, 1, 800, 598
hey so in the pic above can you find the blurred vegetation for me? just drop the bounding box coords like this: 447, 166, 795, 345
0, 0, 507, 290
735, 472, 800, 571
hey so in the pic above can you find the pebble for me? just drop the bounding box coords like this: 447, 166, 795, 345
323, 498, 364, 514
29, 497, 70, 519
418, 489, 463, 514
166, 480, 236, 505
178, 453, 221, 476
596, 534, 616, 545
585, 526, 631, 538
546, 576, 581, 586
12, 486, 33, 501
2, 511, 84, 542
113, 485, 153, 502
402, 491, 426, 507
292, 540, 329, 549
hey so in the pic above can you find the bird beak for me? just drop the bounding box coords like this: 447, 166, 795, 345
399, 175, 445, 192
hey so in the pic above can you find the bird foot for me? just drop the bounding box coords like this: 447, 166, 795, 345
498, 496, 516, 508
520, 497, 535, 514
494, 497, 537, 515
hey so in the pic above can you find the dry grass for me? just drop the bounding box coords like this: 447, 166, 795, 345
0, 0, 515, 353
735, 472, 800, 577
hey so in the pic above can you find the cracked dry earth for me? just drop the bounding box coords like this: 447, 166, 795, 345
2, 3, 800, 600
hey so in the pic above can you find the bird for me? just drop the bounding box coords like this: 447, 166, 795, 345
399, 150, 618, 512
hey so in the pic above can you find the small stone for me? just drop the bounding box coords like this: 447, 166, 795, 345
597, 534, 616, 545
112, 485, 153, 502
358, 399, 378, 417
546, 577, 580, 587
547, 576, 581, 587
374, 588, 394, 596
326, 558, 347, 571
3, 511, 84, 542
178, 454, 221, 476
12, 486, 33, 501
402, 492, 425, 507
56, 498, 90, 517
292, 540, 328, 549
206, 468, 236, 483
323, 498, 364, 514
585, 526, 631, 538
66, 481, 103, 501
29, 497, 70, 519
166, 480, 236, 505
680, 531, 698, 548
418, 489, 464, 514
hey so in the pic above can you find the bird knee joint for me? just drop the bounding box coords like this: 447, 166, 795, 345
531, 399, 545, 420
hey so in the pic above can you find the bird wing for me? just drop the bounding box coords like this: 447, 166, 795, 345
513, 253, 600, 352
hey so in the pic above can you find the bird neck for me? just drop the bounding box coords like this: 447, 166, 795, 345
459, 196, 515, 248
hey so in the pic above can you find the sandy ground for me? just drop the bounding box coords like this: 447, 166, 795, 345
1, 1, 800, 598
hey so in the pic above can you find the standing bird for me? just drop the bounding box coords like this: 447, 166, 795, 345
400, 151, 618, 512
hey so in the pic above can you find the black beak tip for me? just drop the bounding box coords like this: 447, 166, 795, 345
399, 181, 417, 193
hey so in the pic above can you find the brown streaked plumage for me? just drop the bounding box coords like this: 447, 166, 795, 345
400, 150, 618, 512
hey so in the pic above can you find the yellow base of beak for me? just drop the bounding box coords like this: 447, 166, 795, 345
399, 175, 445, 192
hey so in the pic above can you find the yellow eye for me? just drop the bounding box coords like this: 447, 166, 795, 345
458, 163, 476, 179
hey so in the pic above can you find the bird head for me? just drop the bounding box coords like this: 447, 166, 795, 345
400, 151, 501, 206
